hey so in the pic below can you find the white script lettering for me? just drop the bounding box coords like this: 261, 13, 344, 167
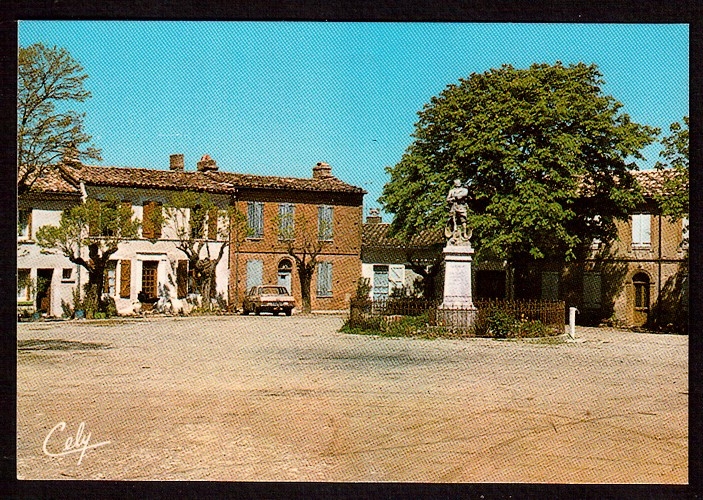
43, 421, 110, 465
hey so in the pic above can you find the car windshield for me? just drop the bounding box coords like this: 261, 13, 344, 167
260, 286, 288, 295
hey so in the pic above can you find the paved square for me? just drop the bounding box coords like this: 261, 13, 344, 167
17, 316, 687, 482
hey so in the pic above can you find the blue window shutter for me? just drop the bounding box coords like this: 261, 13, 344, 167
318, 205, 333, 240
316, 261, 332, 296
248, 202, 264, 238
246, 260, 263, 291
278, 203, 294, 238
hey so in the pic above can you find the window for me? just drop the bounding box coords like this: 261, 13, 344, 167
541, 272, 559, 301
278, 203, 295, 240
207, 207, 219, 240
318, 205, 333, 241
62, 268, 73, 281
631, 214, 651, 249
633, 272, 650, 310
589, 215, 602, 249
104, 261, 117, 296
142, 201, 163, 239
682, 216, 688, 249
316, 261, 333, 297
246, 260, 263, 291
247, 202, 264, 239
583, 272, 601, 308
190, 205, 205, 239
18, 209, 32, 240
18, 269, 31, 302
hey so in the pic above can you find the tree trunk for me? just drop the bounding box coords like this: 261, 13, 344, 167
298, 266, 313, 314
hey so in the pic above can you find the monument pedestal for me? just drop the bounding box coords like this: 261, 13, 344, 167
437, 243, 477, 328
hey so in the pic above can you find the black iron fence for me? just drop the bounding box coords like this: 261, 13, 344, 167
348, 297, 565, 337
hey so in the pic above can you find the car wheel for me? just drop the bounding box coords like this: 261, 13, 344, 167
284, 308, 292, 316
255, 307, 261, 315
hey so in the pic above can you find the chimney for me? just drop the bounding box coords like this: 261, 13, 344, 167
312, 161, 333, 179
366, 208, 382, 224
61, 142, 81, 167
169, 154, 185, 171
197, 154, 218, 172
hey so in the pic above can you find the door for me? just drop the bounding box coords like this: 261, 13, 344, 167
141, 261, 159, 299
373, 265, 389, 300
277, 259, 293, 293
36, 269, 53, 314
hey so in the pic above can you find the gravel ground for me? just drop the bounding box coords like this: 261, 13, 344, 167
16, 315, 687, 483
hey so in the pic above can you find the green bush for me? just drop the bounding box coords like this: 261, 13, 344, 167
515, 319, 554, 338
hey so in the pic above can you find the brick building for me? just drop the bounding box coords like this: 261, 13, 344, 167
216, 162, 365, 311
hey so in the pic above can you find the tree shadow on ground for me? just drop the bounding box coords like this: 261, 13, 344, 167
18, 339, 111, 351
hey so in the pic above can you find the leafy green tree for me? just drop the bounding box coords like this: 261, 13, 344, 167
381, 62, 659, 268
654, 116, 688, 221
163, 192, 240, 307
35, 198, 140, 312
18, 43, 101, 195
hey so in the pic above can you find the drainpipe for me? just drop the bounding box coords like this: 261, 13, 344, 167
657, 212, 662, 326
77, 181, 88, 301
231, 192, 240, 312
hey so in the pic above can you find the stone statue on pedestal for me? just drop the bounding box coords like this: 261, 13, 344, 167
445, 179, 472, 244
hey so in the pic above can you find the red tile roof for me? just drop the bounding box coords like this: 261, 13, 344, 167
56, 164, 365, 195
363, 222, 444, 248
24, 167, 80, 195
632, 168, 687, 197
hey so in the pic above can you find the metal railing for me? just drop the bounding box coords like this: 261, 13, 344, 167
348, 297, 565, 336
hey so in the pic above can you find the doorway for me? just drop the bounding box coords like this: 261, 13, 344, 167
373, 265, 389, 300
36, 269, 53, 314
277, 259, 293, 293
141, 261, 159, 299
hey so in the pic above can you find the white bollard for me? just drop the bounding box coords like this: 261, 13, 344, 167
569, 307, 579, 339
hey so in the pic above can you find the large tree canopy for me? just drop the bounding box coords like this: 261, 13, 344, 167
380, 62, 659, 263
654, 116, 688, 221
18, 43, 101, 195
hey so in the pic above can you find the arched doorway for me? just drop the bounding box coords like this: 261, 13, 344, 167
632, 272, 650, 326
278, 259, 293, 293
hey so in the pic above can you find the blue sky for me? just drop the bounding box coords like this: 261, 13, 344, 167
19, 22, 688, 217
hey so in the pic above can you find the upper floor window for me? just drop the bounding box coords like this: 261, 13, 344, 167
247, 202, 264, 239
190, 205, 205, 239
682, 216, 689, 249
278, 203, 295, 240
18, 209, 32, 240
318, 205, 333, 241
631, 214, 651, 249
207, 208, 219, 240
142, 201, 163, 239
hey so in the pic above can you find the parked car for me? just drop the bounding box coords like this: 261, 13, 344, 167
242, 285, 296, 316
